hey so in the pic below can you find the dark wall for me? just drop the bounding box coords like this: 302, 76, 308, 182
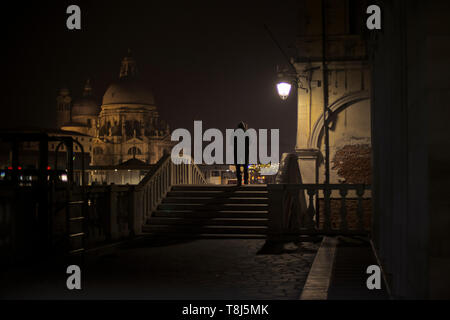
425, 0, 450, 299
371, 0, 450, 299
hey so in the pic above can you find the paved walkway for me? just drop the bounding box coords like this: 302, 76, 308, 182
327, 236, 389, 299
0, 238, 319, 299
301, 236, 389, 300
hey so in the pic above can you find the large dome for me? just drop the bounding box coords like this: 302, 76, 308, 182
102, 51, 155, 106
102, 78, 155, 106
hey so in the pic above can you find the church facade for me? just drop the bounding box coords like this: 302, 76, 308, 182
56, 52, 173, 168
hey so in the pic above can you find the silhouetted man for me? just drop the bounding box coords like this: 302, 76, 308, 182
234, 121, 249, 186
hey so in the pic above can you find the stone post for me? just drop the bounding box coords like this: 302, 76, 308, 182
267, 184, 285, 242
296, 149, 321, 184
129, 186, 144, 236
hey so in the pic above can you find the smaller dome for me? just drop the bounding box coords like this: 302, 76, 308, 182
72, 97, 100, 116
72, 79, 100, 116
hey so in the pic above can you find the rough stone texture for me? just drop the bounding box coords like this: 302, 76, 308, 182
0, 238, 319, 299
332, 144, 372, 184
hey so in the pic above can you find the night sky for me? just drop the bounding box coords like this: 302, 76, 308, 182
2, 0, 301, 154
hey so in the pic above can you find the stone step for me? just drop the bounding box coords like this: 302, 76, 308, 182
157, 203, 268, 211
144, 184, 270, 238
167, 190, 268, 198
152, 210, 268, 219
142, 225, 268, 235
170, 184, 267, 192
147, 217, 268, 226
162, 197, 269, 204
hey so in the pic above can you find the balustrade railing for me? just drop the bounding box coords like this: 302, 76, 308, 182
133, 154, 207, 228
84, 185, 132, 244
53, 154, 207, 242
268, 184, 371, 238
268, 153, 372, 239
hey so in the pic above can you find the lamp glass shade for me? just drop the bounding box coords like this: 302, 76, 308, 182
276, 82, 292, 100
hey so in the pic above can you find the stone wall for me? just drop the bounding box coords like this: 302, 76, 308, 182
371, 0, 450, 299
332, 144, 371, 184
294, 0, 371, 185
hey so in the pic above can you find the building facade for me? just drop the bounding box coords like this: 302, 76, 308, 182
293, 0, 371, 185
56, 51, 173, 170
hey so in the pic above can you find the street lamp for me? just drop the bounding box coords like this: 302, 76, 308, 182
275, 70, 306, 101
276, 81, 292, 100
270, 0, 331, 229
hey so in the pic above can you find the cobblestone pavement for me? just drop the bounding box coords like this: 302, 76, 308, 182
1, 238, 319, 299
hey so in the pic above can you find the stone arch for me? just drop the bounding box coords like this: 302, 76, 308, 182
308, 90, 370, 148
128, 146, 142, 155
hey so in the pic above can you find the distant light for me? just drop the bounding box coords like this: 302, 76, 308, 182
18, 166, 22, 170
47, 166, 51, 170
114, 169, 118, 172
260, 163, 279, 175
61, 174, 68, 182
7, 166, 12, 170
276, 82, 292, 100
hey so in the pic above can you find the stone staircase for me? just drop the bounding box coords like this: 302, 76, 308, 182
143, 184, 269, 239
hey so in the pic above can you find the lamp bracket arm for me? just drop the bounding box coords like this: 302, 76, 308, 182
293, 74, 309, 91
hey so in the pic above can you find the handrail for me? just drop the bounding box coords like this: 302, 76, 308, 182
138, 153, 172, 187
136, 154, 207, 221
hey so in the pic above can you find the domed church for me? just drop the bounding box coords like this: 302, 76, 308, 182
56, 51, 173, 167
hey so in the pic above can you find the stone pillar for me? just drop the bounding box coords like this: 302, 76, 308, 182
129, 186, 144, 236
296, 86, 310, 151
296, 149, 321, 184
267, 184, 285, 242
294, 65, 322, 184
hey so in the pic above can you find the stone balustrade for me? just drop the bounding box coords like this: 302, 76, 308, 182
268, 183, 371, 240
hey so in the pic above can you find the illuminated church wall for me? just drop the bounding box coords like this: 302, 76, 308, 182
294, 0, 371, 185
56, 51, 173, 167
